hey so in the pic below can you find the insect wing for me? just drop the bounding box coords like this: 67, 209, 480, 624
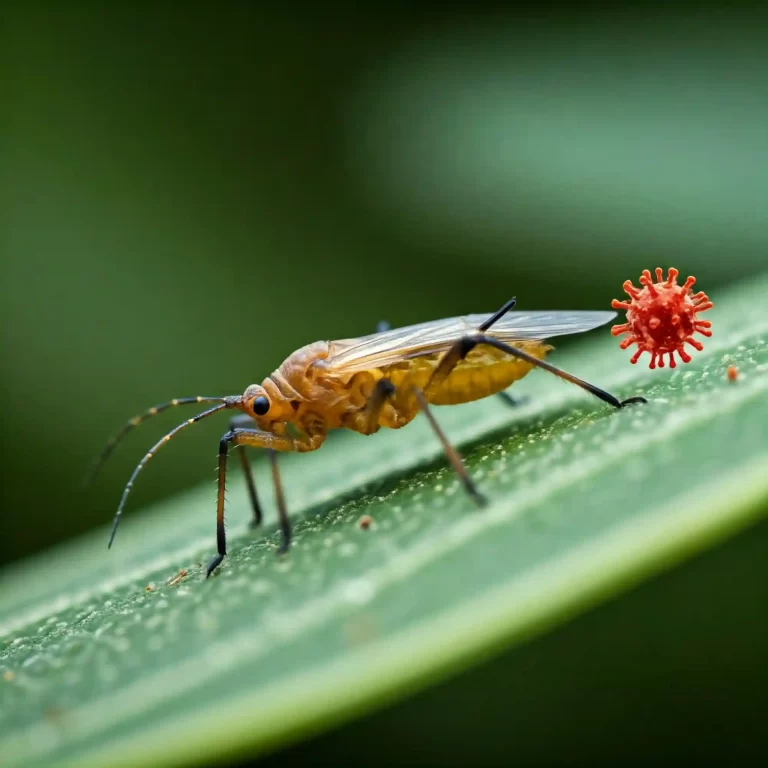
325, 311, 616, 374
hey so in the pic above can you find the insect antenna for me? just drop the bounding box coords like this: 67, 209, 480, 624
108, 400, 237, 549
84, 396, 229, 487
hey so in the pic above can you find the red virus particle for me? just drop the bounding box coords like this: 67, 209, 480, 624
727, 365, 739, 382
612, 267, 713, 369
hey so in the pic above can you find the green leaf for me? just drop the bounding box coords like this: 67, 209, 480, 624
2, 274, 767, 767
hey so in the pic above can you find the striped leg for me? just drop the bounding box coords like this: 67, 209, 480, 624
207, 428, 322, 578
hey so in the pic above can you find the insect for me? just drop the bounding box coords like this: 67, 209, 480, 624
612, 267, 713, 369
89, 298, 645, 577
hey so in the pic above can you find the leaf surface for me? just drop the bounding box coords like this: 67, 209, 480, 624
1, 274, 767, 767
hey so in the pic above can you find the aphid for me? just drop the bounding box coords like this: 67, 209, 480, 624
612, 267, 713, 368
89, 298, 646, 577
727, 365, 739, 382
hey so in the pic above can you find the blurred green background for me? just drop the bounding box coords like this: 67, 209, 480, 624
2, 2, 767, 568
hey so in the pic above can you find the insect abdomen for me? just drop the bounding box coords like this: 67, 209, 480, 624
430, 342, 550, 405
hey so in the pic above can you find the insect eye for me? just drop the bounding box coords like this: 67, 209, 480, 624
252, 395, 270, 416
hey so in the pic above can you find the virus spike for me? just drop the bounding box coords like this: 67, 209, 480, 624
622, 280, 642, 299
639, 270, 659, 298
611, 267, 712, 369
681, 275, 697, 293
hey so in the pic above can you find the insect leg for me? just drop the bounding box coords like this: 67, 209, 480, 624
207, 432, 233, 578
478, 297, 517, 330
360, 377, 396, 433
436, 334, 646, 409
411, 387, 486, 506
230, 414, 264, 527
479, 297, 645, 405
496, 391, 528, 409
206, 428, 322, 577
376, 317, 520, 409
268, 450, 291, 554
419, 300, 520, 399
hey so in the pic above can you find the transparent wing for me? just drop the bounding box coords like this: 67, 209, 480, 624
325, 311, 616, 374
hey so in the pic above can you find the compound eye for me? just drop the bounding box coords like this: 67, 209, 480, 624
252, 395, 270, 416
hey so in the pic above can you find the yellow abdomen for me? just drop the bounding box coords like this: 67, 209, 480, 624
383, 341, 551, 407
